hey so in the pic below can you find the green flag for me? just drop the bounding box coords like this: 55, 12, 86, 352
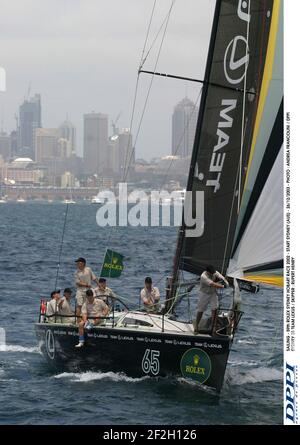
100, 249, 124, 278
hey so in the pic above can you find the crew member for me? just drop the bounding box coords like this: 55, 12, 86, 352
140, 277, 160, 313
75, 289, 109, 348
94, 277, 116, 307
58, 288, 74, 324
194, 265, 229, 335
46, 290, 61, 323
74, 257, 99, 317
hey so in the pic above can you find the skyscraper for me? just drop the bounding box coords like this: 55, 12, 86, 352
19, 94, 42, 159
83, 112, 108, 175
59, 120, 76, 157
118, 129, 134, 179
35, 128, 60, 163
0, 132, 10, 161
108, 128, 134, 180
172, 97, 198, 158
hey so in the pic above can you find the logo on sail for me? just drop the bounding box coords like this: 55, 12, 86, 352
237, 0, 251, 23
180, 348, 211, 383
224, 36, 249, 85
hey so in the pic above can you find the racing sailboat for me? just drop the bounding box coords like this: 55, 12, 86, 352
35, 0, 283, 392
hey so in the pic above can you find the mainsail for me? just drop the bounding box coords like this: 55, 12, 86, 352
171, 0, 283, 295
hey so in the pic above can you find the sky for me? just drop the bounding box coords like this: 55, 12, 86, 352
0, 0, 215, 160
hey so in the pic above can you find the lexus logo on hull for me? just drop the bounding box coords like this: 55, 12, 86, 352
224, 35, 249, 85
45, 329, 55, 360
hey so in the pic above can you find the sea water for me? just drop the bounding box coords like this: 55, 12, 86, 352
0, 203, 283, 424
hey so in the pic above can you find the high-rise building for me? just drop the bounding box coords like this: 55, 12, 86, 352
172, 97, 198, 158
35, 128, 60, 163
108, 128, 135, 180
59, 120, 76, 157
10, 130, 18, 157
83, 112, 108, 175
0, 132, 10, 161
118, 129, 134, 179
19, 94, 42, 159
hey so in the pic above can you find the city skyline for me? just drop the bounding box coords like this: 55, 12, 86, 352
0, 0, 214, 160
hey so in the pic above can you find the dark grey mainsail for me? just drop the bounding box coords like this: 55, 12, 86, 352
171, 0, 274, 288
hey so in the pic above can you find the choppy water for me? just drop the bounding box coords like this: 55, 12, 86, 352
0, 202, 283, 424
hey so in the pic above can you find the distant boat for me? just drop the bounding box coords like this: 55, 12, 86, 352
91, 196, 102, 204
63, 199, 76, 204
16, 197, 26, 203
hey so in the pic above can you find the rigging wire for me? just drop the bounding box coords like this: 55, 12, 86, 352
102, 0, 176, 285
139, 4, 176, 71
54, 203, 70, 290
123, 0, 176, 182
139, 0, 158, 69
101, 0, 158, 253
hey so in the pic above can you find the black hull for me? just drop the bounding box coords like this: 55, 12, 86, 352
35, 323, 231, 392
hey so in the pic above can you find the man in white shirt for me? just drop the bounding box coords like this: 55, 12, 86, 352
74, 257, 99, 317
75, 289, 109, 348
46, 290, 61, 323
58, 288, 74, 324
140, 277, 160, 313
94, 277, 116, 307
194, 265, 229, 335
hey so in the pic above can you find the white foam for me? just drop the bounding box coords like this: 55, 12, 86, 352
0, 379, 17, 382
237, 339, 257, 345
54, 371, 149, 383
176, 377, 217, 394
228, 360, 258, 367
227, 367, 282, 385
0, 345, 40, 353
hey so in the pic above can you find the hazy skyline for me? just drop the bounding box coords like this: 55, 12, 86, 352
0, 0, 215, 160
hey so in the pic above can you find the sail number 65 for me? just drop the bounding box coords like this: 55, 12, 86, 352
142, 349, 160, 375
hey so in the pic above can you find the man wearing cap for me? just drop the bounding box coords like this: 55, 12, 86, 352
58, 288, 74, 325
75, 289, 109, 348
74, 257, 99, 317
46, 290, 62, 323
94, 277, 116, 307
140, 277, 160, 313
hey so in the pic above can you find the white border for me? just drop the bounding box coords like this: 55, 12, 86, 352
284, 0, 300, 426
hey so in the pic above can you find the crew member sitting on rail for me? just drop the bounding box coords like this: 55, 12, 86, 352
74, 257, 99, 317
94, 277, 116, 307
140, 277, 160, 313
46, 290, 61, 323
75, 289, 109, 348
58, 288, 74, 324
